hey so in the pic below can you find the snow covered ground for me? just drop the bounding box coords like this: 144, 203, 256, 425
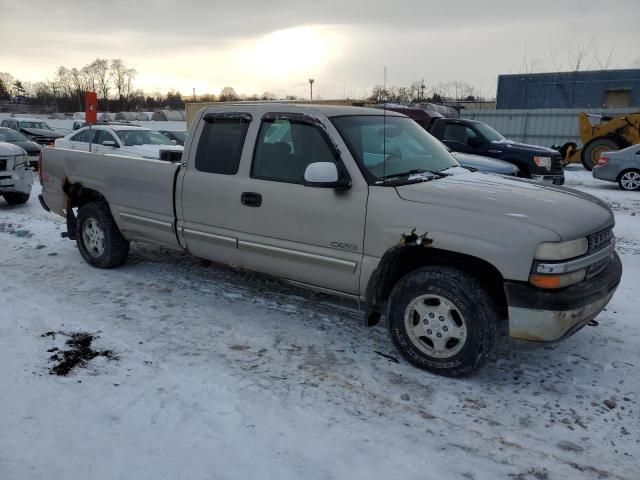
0, 165, 638, 479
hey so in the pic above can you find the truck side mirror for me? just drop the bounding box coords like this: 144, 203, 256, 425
304, 162, 351, 189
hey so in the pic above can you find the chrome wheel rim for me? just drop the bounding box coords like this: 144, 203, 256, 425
404, 294, 468, 359
621, 171, 640, 190
82, 218, 105, 257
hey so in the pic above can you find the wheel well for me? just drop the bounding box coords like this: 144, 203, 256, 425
617, 168, 640, 181
366, 245, 508, 326
63, 181, 105, 209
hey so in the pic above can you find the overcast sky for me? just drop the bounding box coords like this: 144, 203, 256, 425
1, 0, 639, 99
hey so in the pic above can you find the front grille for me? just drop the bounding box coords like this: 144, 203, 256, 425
585, 227, 615, 279
588, 228, 614, 254
551, 155, 563, 172
587, 256, 611, 278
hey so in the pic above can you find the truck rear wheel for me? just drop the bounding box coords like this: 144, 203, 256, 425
581, 138, 619, 171
386, 266, 497, 377
76, 202, 129, 268
2, 192, 30, 204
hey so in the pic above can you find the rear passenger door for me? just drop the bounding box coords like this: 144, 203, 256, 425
178, 112, 253, 265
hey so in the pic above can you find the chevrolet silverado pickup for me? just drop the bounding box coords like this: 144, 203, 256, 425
39, 104, 621, 377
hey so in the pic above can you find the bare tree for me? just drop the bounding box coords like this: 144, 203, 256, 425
519, 42, 543, 74
219, 87, 239, 102
90, 59, 111, 110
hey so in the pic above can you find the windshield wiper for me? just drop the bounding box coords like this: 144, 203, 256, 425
376, 169, 448, 185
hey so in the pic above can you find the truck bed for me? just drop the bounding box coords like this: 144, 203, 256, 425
41, 147, 182, 249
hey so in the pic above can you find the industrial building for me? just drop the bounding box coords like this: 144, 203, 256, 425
496, 69, 640, 109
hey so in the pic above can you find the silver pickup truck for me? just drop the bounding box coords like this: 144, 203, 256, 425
39, 104, 622, 376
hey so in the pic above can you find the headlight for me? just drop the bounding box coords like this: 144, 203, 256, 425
535, 238, 588, 260
529, 269, 586, 289
13, 154, 28, 167
533, 156, 552, 169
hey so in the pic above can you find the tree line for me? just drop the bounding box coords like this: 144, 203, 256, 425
0, 61, 290, 114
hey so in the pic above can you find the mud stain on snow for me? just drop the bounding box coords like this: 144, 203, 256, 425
45, 332, 116, 375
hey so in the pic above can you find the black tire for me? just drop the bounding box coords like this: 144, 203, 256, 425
617, 169, 640, 191
75, 201, 129, 268
2, 192, 30, 204
581, 138, 619, 171
386, 266, 498, 377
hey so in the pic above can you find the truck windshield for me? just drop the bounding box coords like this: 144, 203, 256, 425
116, 130, 173, 146
332, 115, 458, 182
474, 122, 505, 142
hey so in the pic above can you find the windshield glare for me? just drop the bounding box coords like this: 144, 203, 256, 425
116, 130, 173, 146
18, 121, 53, 131
0, 129, 28, 142
474, 122, 505, 142
332, 116, 458, 181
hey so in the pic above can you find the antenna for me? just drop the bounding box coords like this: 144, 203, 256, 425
382, 66, 387, 184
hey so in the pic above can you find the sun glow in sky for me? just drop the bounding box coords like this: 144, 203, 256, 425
1, 0, 639, 99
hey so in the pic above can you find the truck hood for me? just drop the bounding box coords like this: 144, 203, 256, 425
451, 152, 518, 174
494, 139, 559, 156
120, 144, 184, 159
396, 172, 613, 239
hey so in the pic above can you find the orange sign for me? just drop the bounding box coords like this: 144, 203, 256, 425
85, 91, 98, 124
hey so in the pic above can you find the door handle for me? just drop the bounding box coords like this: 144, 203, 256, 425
241, 192, 262, 207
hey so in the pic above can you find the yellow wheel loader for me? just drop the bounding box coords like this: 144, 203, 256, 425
560, 112, 640, 171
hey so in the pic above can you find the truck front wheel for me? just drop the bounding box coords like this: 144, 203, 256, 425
2, 192, 30, 204
76, 202, 129, 268
387, 266, 497, 377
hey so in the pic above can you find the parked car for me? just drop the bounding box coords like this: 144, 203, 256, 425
0, 142, 33, 204
0, 118, 64, 145
39, 104, 621, 377
379, 106, 564, 184
55, 125, 183, 159
0, 127, 41, 169
158, 130, 188, 146
592, 143, 640, 191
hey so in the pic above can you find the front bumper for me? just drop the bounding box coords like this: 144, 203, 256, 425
504, 252, 622, 342
0, 167, 33, 195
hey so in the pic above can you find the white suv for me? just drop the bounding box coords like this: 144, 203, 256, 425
55, 124, 183, 159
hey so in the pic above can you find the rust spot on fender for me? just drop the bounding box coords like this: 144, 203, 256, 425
400, 228, 433, 247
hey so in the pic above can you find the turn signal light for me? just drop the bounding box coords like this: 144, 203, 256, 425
597, 157, 609, 165
529, 269, 586, 289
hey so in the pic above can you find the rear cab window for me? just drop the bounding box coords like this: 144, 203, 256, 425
194, 113, 251, 175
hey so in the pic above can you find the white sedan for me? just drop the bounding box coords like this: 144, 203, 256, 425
55, 125, 183, 159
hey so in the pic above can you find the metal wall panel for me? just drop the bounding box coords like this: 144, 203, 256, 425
460, 108, 638, 148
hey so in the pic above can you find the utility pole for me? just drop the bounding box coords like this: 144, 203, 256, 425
420, 80, 426, 102
309, 78, 314, 101
192, 87, 196, 102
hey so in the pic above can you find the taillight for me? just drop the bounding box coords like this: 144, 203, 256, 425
597, 156, 609, 165
38, 151, 43, 185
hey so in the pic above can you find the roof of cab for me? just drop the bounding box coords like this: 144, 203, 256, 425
201, 103, 406, 118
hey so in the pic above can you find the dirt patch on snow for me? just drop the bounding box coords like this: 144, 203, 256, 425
45, 332, 115, 375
